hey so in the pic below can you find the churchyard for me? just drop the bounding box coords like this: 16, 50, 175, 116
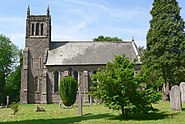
0, 0, 185, 123
0, 102, 185, 124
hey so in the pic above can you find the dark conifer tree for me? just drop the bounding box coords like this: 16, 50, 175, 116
60, 76, 78, 106
145, 0, 185, 100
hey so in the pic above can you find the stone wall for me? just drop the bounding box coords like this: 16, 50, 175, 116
20, 7, 141, 104
20, 9, 51, 104
46, 65, 102, 103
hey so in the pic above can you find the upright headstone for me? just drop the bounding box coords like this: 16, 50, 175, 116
180, 82, 185, 103
78, 72, 82, 116
6, 96, 9, 107
83, 71, 89, 103
170, 85, 182, 111
59, 102, 62, 109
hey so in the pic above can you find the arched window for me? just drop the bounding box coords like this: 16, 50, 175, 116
36, 23, 39, 35
35, 76, 39, 92
54, 71, 59, 92
41, 23, 44, 35
31, 23, 34, 35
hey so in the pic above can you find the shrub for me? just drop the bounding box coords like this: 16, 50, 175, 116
60, 76, 78, 106
92, 55, 137, 115
10, 102, 20, 115
92, 55, 161, 116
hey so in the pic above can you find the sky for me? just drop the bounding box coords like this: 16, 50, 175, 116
0, 0, 185, 49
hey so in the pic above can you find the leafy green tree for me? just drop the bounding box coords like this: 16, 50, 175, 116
93, 35, 122, 42
137, 65, 163, 92
92, 55, 136, 115
145, 0, 185, 100
92, 55, 161, 116
60, 76, 78, 106
5, 50, 23, 103
0, 34, 19, 104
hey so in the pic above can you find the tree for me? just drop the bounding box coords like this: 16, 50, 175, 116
136, 64, 164, 92
145, 0, 185, 100
60, 76, 78, 106
0, 34, 19, 104
5, 50, 23, 103
93, 35, 122, 42
92, 55, 161, 116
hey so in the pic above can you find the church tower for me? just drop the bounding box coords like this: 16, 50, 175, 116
25, 5, 51, 46
20, 6, 51, 104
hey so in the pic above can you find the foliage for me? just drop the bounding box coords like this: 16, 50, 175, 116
60, 76, 78, 106
10, 102, 20, 115
5, 67, 21, 102
131, 88, 161, 114
145, 0, 185, 100
92, 55, 161, 116
0, 34, 19, 104
5, 50, 23, 103
136, 65, 164, 91
137, 46, 145, 62
93, 35, 122, 42
133, 65, 162, 113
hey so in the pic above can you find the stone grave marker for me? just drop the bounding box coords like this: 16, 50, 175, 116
90, 95, 93, 107
6, 96, 9, 107
180, 82, 185, 103
78, 72, 82, 116
170, 85, 182, 111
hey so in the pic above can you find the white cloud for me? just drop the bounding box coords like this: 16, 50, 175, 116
49, 0, 149, 43
0, 0, 150, 48
62, 0, 107, 9
61, 0, 147, 21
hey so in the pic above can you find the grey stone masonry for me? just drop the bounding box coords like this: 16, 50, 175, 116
78, 71, 83, 116
20, 47, 29, 104
180, 82, 185, 103
20, 6, 141, 104
20, 6, 51, 104
40, 70, 47, 104
170, 85, 182, 111
83, 71, 89, 103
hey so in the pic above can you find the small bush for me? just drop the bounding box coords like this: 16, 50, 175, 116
92, 55, 161, 116
10, 102, 20, 115
60, 76, 78, 106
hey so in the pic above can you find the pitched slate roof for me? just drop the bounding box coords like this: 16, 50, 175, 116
45, 41, 139, 66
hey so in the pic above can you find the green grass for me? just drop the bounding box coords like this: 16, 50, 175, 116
0, 102, 185, 124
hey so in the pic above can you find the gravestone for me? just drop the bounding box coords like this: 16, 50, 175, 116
59, 102, 62, 109
180, 82, 185, 103
36, 105, 46, 112
170, 85, 182, 111
6, 96, 9, 107
78, 72, 82, 116
90, 95, 93, 107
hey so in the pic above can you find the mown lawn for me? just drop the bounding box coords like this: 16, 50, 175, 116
0, 102, 185, 124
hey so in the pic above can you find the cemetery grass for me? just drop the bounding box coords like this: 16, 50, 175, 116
0, 102, 185, 124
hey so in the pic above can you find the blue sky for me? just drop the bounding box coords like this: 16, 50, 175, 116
0, 0, 185, 49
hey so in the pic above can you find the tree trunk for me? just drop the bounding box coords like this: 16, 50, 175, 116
121, 106, 125, 116
162, 80, 170, 101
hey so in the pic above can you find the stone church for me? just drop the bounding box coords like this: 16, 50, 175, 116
20, 6, 141, 104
